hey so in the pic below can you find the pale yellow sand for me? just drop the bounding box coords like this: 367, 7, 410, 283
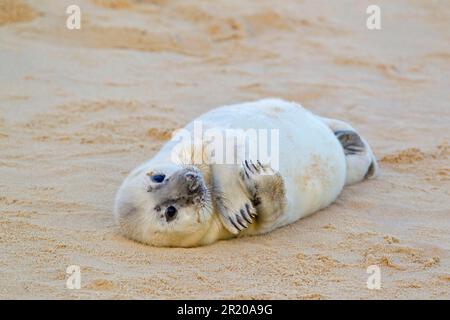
0, 0, 449, 299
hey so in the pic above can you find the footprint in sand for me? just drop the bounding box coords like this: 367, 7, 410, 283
364, 244, 440, 271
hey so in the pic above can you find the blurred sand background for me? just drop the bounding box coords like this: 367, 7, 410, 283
0, 0, 449, 299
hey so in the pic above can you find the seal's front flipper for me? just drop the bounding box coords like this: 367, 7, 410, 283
239, 160, 286, 231
211, 164, 257, 235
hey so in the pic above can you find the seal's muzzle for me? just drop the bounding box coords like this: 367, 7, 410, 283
185, 171, 201, 193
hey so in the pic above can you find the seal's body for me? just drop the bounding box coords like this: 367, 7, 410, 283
114, 99, 377, 247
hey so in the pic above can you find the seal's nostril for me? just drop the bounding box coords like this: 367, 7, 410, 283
185, 172, 201, 192
185, 172, 197, 181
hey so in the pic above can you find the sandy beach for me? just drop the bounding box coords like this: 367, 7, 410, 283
0, 0, 449, 299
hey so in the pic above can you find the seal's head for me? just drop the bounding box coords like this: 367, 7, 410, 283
114, 163, 213, 247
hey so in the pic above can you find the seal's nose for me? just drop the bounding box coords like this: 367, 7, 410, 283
184, 172, 201, 192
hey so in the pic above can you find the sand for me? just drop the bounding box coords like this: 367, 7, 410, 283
0, 0, 449, 299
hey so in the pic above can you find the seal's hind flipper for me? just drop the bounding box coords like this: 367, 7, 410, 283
334, 130, 366, 156
320, 116, 379, 185
333, 129, 378, 184
319, 116, 378, 184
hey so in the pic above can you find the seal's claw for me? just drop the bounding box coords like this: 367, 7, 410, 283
246, 202, 257, 217
241, 202, 257, 224
242, 160, 255, 180
240, 209, 252, 224
228, 217, 242, 232
242, 160, 275, 180
235, 214, 248, 229
240, 160, 276, 200
222, 201, 258, 234
244, 160, 254, 175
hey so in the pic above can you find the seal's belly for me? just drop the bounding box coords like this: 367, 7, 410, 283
185, 99, 347, 228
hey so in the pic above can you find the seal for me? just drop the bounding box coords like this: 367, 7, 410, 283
114, 99, 378, 247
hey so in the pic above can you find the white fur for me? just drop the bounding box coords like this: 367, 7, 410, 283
114, 99, 377, 246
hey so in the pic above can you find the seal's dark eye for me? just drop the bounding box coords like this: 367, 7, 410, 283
151, 174, 165, 183
165, 206, 177, 222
